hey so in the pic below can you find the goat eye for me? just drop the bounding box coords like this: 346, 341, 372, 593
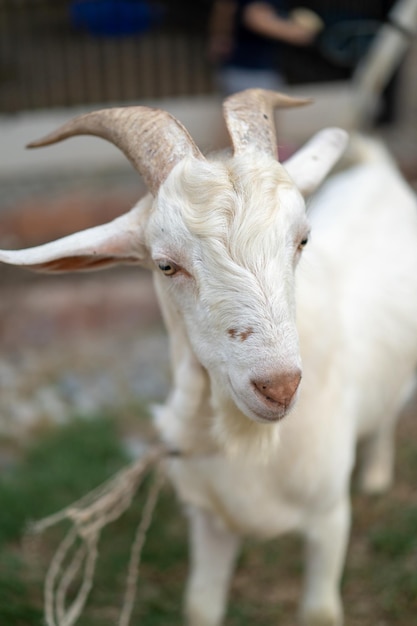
157, 260, 178, 276
299, 237, 309, 248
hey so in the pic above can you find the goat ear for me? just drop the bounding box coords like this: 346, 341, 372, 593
0, 201, 151, 273
283, 128, 349, 197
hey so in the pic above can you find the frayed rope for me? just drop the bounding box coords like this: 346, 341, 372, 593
27, 443, 176, 626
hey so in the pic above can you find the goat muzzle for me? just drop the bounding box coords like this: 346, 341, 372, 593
251, 369, 302, 412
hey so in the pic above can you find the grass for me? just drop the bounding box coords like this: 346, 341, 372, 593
0, 408, 416, 625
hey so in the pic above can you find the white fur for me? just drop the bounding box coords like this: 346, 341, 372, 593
1, 123, 417, 626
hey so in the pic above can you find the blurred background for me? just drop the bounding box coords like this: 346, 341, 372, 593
0, 2, 416, 625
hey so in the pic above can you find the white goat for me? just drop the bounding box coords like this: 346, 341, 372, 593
1, 89, 417, 626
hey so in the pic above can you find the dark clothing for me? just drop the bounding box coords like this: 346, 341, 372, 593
285, 0, 394, 24
281, 0, 396, 83
280, 0, 398, 123
224, 0, 288, 70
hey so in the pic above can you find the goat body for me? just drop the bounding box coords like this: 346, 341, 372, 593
1, 90, 417, 625
156, 134, 417, 626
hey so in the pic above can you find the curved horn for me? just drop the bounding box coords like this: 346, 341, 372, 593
27, 107, 204, 196
223, 89, 312, 159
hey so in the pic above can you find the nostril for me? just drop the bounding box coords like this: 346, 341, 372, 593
252, 370, 302, 407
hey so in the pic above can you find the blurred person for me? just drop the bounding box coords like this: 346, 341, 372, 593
280, 1, 399, 124
208, 1, 323, 95
281, 0, 395, 81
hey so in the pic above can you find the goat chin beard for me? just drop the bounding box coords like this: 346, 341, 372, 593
211, 396, 281, 462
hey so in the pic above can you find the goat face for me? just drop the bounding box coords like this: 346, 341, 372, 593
149, 155, 308, 422
0, 89, 347, 430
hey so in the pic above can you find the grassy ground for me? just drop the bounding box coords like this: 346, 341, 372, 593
0, 404, 416, 626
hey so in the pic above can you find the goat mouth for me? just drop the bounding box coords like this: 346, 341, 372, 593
251, 385, 293, 416
250, 400, 290, 422
228, 379, 290, 423
250, 407, 287, 423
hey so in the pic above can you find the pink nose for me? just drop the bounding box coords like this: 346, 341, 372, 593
252, 369, 302, 408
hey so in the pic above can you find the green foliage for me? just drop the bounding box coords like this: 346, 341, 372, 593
0, 416, 188, 625
0, 417, 129, 546
370, 507, 417, 558
0, 552, 43, 626
367, 505, 417, 621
